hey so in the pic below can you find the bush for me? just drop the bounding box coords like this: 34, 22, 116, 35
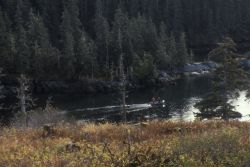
133, 53, 156, 80
11, 102, 66, 128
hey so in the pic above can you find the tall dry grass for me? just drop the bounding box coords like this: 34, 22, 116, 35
1, 120, 250, 166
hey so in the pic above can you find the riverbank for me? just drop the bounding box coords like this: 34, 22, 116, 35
1, 120, 250, 166
1, 61, 219, 97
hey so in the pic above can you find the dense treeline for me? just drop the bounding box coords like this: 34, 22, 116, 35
1, 0, 250, 80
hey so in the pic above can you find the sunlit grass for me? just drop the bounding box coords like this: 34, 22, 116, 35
1, 120, 250, 166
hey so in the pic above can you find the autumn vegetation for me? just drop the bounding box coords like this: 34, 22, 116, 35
1, 120, 250, 166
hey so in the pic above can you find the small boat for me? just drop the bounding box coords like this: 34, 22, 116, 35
150, 100, 166, 107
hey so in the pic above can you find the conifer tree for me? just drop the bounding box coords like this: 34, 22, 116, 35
13, 0, 30, 74
66, 0, 83, 62
75, 30, 97, 79
176, 32, 189, 66
195, 37, 249, 120
0, 8, 8, 68
60, 7, 75, 78
15, 25, 30, 74
28, 10, 52, 78
112, 8, 128, 122
1, 0, 250, 81
143, 18, 159, 57
168, 33, 178, 69
95, 0, 111, 78
173, 0, 183, 36
157, 23, 171, 70
112, 8, 129, 67
128, 15, 145, 57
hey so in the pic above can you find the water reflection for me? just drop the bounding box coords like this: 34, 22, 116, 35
49, 77, 250, 122
233, 91, 250, 121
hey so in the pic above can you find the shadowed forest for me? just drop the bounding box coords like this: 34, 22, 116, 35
1, 0, 250, 80
2, 1, 250, 166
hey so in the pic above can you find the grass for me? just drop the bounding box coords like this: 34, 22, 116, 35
1, 120, 250, 166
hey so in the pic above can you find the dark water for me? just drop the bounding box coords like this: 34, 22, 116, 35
47, 76, 249, 122
2, 76, 249, 124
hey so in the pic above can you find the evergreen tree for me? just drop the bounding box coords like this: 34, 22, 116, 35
133, 53, 155, 80
156, 22, 171, 70
0, 7, 15, 72
28, 10, 53, 78
95, 0, 111, 78
195, 37, 249, 120
172, 0, 183, 36
176, 32, 189, 66
13, 0, 30, 74
111, 8, 129, 67
65, 0, 83, 61
129, 15, 145, 57
1, 0, 250, 81
42, 0, 63, 47
75, 30, 97, 79
0, 8, 8, 68
60, 7, 75, 78
15, 24, 30, 74
143, 18, 159, 57
168, 33, 178, 68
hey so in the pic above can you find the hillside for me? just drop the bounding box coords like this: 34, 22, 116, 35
1, 121, 250, 166
1, 0, 250, 80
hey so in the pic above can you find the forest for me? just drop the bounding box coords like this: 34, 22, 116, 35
2, 1, 250, 166
1, 0, 250, 81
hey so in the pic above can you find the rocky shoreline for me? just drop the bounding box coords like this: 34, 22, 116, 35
2, 60, 250, 98
0, 61, 219, 98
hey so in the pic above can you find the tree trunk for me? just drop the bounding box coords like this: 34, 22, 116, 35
118, 28, 126, 123
20, 78, 28, 127
105, 40, 109, 79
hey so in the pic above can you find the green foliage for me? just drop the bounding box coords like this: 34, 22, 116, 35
167, 32, 189, 67
60, 7, 75, 78
209, 37, 238, 63
156, 23, 171, 70
28, 11, 58, 78
1, 0, 250, 80
133, 53, 155, 80
176, 32, 189, 66
16, 25, 30, 74
195, 92, 242, 120
195, 37, 249, 120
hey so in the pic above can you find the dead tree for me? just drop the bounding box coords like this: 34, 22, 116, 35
118, 27, 127, 123
16, 74, 35, 127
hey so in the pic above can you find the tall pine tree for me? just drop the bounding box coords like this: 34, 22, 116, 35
60, 7, 75, 78
195, 37, 249, 120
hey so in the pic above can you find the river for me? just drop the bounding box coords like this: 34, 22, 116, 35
45, 76, 250, 122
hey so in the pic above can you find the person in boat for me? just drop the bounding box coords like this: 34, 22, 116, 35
151, 96, 162, 105
157, 97, 161, 102
152, 97, 156, 104
150, 96, 166, 107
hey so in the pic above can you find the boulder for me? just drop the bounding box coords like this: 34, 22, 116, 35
203, 61, 218, 69
158, 77, 171, 85
180, 61, 218, 74
240, 59, 250, 70
157, 71, 170, 78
